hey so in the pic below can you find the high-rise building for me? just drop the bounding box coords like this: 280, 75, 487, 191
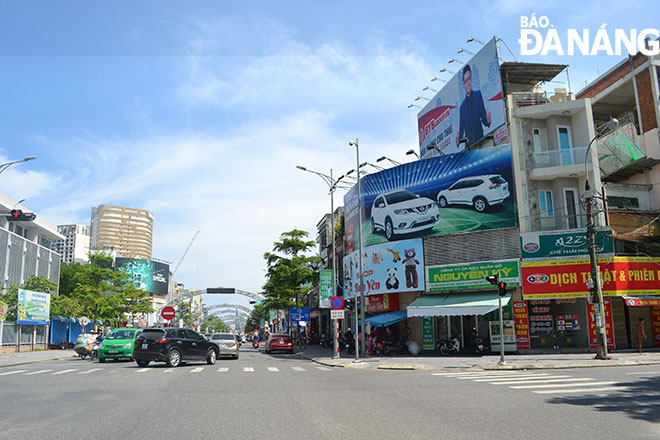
90, 204, 153, 260
52, 224, 90, 264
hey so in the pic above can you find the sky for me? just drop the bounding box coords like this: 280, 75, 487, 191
1, 0, 658, 308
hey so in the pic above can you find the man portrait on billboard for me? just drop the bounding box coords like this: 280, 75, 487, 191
457, 64, 491, 147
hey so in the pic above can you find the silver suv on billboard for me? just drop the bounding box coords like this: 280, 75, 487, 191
370, 190, 439, 240
436, 174, 509, 212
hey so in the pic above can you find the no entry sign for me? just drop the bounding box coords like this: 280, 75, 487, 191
162, 306, 176, 320
330, 296, 343, 310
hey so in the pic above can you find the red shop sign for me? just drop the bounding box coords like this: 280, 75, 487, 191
365, 294, 400, 314
586, 298, 614, 349
513, 301, 530, 350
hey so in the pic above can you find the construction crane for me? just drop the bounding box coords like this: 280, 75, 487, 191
172, 230, 200, 276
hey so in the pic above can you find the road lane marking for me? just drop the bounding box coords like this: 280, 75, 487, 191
316, 367, 332, 371
25, 369, 53, 375
625, 371, 659, 375
191, 367, 204, 373
136, 368, 151, 373
533, 385, 627, 394
493, 378, 593, 386
267, 367, 279, 372
53, 369, 78, 375
291, 367, 305, 372
164, 368, 175, 373
472, 374, 558, 382
79, 368, 101, 375
243, 367, 254, 372
460, 374, 552, 380
512, 380, 613, 389
0, 370, 27, 376
433, 371, 520, 376
217, 367, 229, 372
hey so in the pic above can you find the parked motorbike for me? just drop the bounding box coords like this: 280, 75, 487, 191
437, 335, 461, 356
469, 329, 485, 355
382, 338, 408, 356
319, 334, 332, 348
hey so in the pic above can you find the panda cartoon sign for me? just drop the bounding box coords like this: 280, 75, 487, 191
342, 238, 424, 298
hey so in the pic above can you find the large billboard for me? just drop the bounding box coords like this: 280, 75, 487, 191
115, 258, 170, 295
343, 144, 516, 251
17, 289, 50, 326
418, 38, 505, 159
343, 238, 424, 298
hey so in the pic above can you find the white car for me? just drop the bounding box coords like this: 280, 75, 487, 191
436, 174, 510, 212
370, 190, 439, 240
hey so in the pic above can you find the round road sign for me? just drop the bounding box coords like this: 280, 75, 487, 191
330, 296, 344, 310
80, 316, 90, 326
162, 306, 176, 320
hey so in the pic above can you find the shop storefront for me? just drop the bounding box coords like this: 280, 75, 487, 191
407, 259, 520, 352
521, 256, 660, 351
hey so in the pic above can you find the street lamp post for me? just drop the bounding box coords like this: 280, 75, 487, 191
296, 165, 346, 359
583, 118, 619, 360
349, 139, 366, 360
0, 156, 37, 175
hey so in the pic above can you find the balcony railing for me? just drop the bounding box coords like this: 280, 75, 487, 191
532, 146, 588, 169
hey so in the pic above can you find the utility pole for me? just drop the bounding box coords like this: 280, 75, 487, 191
585, 193, 609, 359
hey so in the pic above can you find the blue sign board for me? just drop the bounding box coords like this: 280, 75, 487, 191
289, 308, 310, 322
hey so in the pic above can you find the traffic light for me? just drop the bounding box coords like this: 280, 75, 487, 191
485, 274, 499, 285
498, 281, 507, 297
6, 210, 36, 222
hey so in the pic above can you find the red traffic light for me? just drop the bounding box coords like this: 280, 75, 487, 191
498, 282, 506, 290
10, 209, 22, 218
485, 275, 498, 285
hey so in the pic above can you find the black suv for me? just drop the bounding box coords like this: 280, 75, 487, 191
133, 328, 219, 367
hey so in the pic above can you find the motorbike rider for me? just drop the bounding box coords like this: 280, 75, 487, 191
252, 333, 260, 345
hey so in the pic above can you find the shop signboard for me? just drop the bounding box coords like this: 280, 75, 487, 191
0, 300, 7, 319
422, 317, 434, 350
652, 307, 660, 348
319, 269, 332, 308
343, 144, 517, 251
520, 227, 614, 260
365, 294, 400, 314
417, 38, 505, 158
343, 238, 425, 298
624, 297, 660, 306
513, 302, 531, 350
521, 257, 660, 300
586, 298, 615, 349
16, 289, 51, 326
427, 259, 520, 292
489, 320, 517, 352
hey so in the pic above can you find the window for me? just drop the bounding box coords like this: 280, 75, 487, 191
532, 127, 548, 153
539, 190, 554, 217
607, 196, 640, 209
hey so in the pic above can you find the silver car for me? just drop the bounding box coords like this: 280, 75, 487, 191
210, 333, 239, 359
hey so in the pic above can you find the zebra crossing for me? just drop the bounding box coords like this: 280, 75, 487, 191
432, 370, 631, 395
0, 365, 336, 377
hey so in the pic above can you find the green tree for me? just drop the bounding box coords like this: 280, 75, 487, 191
0, 276, 58, 321
245, 303, 268, 332
262, 229, 321, 310
201, 315, 230, 333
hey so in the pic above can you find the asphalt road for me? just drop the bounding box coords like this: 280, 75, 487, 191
1, 346, 659, 440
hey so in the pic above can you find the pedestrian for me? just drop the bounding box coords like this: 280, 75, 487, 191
635, 317, 647, 353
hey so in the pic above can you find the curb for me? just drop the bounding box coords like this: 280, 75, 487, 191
0, 354, 76, 369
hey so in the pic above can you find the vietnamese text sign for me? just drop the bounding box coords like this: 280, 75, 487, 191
521, 257, 660, 299
586, 298, 614, 349
17, 289, 51, 326
343, 238, 425, 298
418, 38, 505, 158
319, 269, 332, 308
330, 310, 344, 320
427, 259, 520, 292
520, 227, 613, 260
513, 302, 531, 350
343, 144, 517, 251
652, 307, 660, 348
422, 317, 435, 350
365, 293, 400, 314
289, 308, 310, 322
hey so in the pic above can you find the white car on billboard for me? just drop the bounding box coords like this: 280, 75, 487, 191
370, 190, 439, 241
436, 174, 510, 212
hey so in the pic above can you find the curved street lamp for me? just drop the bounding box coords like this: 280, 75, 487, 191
0, 156, 36, 175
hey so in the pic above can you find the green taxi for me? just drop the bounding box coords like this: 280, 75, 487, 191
98, 328, 139, 362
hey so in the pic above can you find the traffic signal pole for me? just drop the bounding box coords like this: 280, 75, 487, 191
497, 272, 505, 365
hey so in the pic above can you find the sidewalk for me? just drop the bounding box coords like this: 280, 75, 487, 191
0, 349, 76, 368
296, 345, 660, 371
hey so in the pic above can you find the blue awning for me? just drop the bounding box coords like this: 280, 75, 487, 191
364, 310, 408, 327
